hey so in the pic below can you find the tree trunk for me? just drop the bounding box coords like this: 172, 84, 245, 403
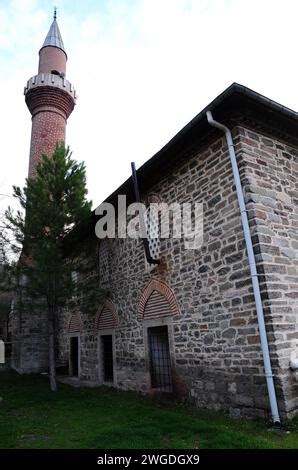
48, 315, 57, 391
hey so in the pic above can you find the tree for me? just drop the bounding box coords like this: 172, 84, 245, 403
0, 195, 13, 346
5, 144, 92, 391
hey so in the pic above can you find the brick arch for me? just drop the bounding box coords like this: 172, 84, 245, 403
137, 278, 180, 320
141, 192, 161, 206
68, 312, 83, 334
95, 300, 119, 331
147, 193, 161, 205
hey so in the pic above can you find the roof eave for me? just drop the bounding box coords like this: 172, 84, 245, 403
96, 82, 298, 208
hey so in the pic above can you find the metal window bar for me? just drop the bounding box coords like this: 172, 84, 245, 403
148, 326, 172, 392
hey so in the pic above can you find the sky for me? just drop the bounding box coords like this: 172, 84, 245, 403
1, 0, 298, 213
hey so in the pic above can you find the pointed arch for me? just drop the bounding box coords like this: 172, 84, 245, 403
68, 312, 83, 333
137, 278, 180, 320
146, 193, 161, 205
95, 300, 118, 331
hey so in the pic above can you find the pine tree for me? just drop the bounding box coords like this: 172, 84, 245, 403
5, 144, 92, 391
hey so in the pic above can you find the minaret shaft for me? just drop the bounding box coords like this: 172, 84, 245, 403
38, 46, 66, 74
28, 110, 66, 177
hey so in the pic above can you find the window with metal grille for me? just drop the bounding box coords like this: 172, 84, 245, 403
71, 271, 78, 299
145, 194, 161, 270
148, 326, 172, 392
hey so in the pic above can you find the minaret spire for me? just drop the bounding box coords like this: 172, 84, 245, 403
40, 10, 66, 55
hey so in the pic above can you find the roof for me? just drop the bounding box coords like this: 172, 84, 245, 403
40, 18, 66, 55
101, 82, 298, 207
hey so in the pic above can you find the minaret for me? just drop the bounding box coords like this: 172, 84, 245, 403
24, 9, 76, 177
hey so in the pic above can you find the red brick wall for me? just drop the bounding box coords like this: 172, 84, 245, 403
38, 46, 66, 74
25, 82, 75, 177
28, 110, 66, 177
25, 86, 75, 120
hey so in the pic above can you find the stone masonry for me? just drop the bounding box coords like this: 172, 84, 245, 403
56, 113, 297, 420
237, 127, 298, 417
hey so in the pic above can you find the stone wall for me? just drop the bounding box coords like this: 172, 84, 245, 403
56, 122, 298, 420
236, 126, 298, 417
10, 297, 49, 373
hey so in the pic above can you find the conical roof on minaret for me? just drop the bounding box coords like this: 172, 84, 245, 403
40, 10, 66, 56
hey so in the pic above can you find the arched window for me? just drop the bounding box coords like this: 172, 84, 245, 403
95, 300, 118, 331
68, 312, 83, 333
137, 278, 180, 320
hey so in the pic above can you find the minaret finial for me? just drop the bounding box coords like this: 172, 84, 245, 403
41, 7, 65, 53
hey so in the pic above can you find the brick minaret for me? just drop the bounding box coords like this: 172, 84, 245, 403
24, 10, 76, 177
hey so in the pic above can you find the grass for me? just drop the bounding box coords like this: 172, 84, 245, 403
0, 370, 297, 449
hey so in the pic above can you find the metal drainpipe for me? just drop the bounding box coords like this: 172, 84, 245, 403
206, 110, 280, 424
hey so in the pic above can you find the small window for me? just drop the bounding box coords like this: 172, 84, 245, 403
146, 204, 161, 259
144, 194, 161, 271
51, 70, 60, 76
71, 271, 78, 299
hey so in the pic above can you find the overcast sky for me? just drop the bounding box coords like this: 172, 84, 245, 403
1, 0, 298, 212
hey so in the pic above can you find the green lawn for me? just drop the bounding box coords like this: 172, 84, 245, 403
0, 370, 297, 449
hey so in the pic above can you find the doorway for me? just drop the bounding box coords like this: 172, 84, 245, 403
69, 336, 79, 377
101, 335, 114, 383
148, 325, 172, 392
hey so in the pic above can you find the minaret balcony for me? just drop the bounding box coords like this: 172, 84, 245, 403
24, 73, 77, 103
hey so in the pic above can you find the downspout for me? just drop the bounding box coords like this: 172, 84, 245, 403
206, 110, 280, 424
